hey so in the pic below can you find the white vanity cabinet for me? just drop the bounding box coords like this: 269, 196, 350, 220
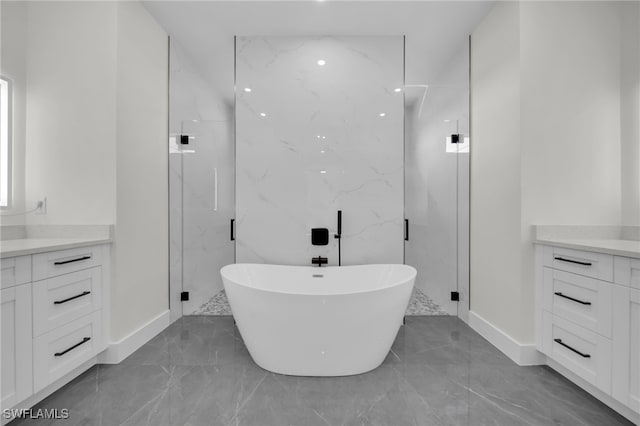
1, 278, 33, 409
536, 243, 640, 419
0, 243, 109, 415
612, 259, 640, 413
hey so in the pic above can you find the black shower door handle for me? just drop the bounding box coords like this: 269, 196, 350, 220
230, 219, 235, 241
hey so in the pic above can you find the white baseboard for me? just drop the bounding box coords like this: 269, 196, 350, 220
98, 310, 170, 364
468, 311, 545, 366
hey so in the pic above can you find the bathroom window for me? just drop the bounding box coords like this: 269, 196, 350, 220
0, 76, 11, 207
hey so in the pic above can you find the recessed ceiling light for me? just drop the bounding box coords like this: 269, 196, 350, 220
320, 150, 326, 154
444, 119, 451, 123
394, 88, 402, 93
320, 170, 327, 174
317, 59, 326, 66
244, 87, 252, 92
379, 113, 386, 117
260, 112, 267, 117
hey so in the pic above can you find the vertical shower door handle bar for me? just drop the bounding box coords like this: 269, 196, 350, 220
213, 167, 218, 212
405, 219, 409, 241
230, 219, 235, 241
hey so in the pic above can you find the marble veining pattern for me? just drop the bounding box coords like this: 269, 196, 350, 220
235, 36, 405, 266
13, 316, 632, 426
194, 287, 448, 316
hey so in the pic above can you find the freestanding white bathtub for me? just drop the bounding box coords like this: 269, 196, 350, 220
220, 263, 416, 376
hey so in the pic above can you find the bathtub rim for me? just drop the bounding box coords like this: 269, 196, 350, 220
221, 263, 417, 297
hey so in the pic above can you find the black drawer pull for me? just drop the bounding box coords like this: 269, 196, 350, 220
54, 337, 91, 357
54, 291, 91, 305
554, 338, 591, 358
54, 256, 91, 266
554, 292, 591, 306
553, 257, 592, 266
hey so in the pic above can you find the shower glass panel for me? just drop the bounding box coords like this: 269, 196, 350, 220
179, 119, 235, 315
404, 50, 470, 318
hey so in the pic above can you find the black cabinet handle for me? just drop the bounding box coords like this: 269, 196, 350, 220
54, 337, 91, 357
553, 257, 592, 266
230, 219, 235, 241
54, 256, 91, 266
54, 291, 91, 305
554, 338, 591, 358
404, 219, 409, 241
554, 292, 591, 306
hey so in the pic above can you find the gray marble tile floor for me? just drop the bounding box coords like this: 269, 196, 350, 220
195, 287, 447, 316
12, 316, 632, 426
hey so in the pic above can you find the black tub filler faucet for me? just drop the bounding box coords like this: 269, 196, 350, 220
312, 256, 328, 267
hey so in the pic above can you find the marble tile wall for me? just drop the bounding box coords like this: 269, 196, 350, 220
235, 36, 405, 266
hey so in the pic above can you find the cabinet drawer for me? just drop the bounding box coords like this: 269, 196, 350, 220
543, 268, 612, 337
33, 268, 102, 337
543, 246, 613, 281
542, 311, 612, 393
614, 257, 640, 289
1, 256, 31, 289
33, 311, 102, 393
33, 246, 102, 281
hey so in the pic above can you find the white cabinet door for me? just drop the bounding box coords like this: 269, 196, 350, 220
612, 285, 640, 413
1, 284, 33, 408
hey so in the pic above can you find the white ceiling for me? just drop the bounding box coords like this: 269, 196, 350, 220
143, 1, 494, 104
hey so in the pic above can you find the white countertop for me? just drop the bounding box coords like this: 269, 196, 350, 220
0, 237, 112, 258
534, 238, 640, 259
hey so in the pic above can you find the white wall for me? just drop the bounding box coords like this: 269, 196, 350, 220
620, 2, 640, 226
471, 1, 628, 343
24, 1, 117, 226
520, 1, 621, 228
112, 1, 169, 341
0, 2, 27, 224
16, 1, 168, 341
470, 1, 524, 340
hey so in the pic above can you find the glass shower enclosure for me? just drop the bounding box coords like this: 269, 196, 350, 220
170, 119, 235, 317
403, 46, 470, 319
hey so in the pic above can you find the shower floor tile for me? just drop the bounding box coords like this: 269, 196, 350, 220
194, 287, 447, 316
13, 316, 632, 426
